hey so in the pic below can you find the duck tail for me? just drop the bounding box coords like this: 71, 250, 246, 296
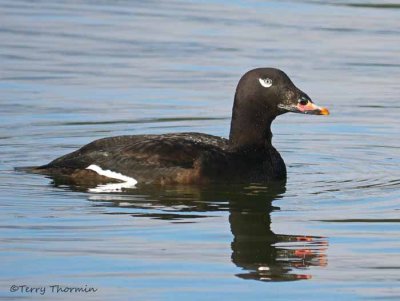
14, 165, 48, 174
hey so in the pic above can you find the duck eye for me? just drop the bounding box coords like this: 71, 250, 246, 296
298, 98, 309, 106
259, 78, 273, 88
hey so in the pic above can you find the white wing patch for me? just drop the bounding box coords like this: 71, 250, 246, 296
259, 78, 273, 88
86, 164, 137, 192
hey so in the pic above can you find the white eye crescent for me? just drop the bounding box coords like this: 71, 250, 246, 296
259, 78, 272, 88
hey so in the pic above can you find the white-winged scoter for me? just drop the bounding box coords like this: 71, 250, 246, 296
30, 68, 329, 186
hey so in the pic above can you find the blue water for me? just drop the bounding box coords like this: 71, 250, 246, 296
1, 0, 400, 300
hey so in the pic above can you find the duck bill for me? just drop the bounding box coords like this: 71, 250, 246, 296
296, 102, 329, 115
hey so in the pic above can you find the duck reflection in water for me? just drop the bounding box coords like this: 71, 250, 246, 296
228, 183, 328, 281
50, 178, 328, 281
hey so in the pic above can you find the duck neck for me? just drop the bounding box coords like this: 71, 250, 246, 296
228, 96, 276, 152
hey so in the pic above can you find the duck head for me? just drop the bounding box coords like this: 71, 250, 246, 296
229, 68, 329, 149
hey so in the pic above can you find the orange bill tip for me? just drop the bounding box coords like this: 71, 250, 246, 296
319, 107, 330, 115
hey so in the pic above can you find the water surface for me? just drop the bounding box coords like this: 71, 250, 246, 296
1, 0, 400, 300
